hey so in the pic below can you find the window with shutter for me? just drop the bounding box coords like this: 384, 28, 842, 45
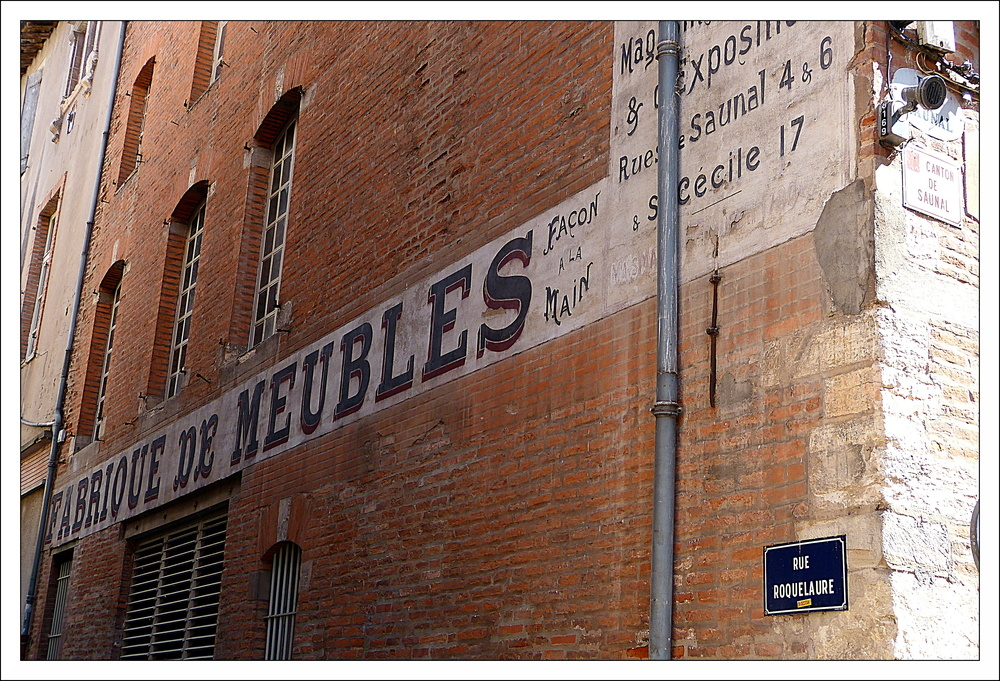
264, 542, 301, 660
45, 554, 73, 660
120, 511, 227, 660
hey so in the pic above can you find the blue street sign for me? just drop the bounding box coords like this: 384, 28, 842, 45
764, 535, 848, 615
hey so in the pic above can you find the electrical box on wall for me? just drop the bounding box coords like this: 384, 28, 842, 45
915, 21, 956, 53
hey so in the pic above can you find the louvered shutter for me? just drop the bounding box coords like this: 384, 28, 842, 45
120, 511, 227, 659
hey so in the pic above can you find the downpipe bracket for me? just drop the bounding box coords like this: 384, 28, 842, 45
650, 401, 683, 418
656, 39, 680, 59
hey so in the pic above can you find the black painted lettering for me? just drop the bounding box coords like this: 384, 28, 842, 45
707, 44, 721, 88
376, 304, 414, 402
127, 444, 148, 510
620, 39, 634, 75
264, 362, 297, 450
711, 164, 726, 188
478, 231, 532, 357
110, 456, 127, 519
301, 341, 335, 430
618, 155, 630, 184
734, 26, 749, 60
47, 491, 63, 542
198, 414, 218, 479
423, 264, 471, 381
86, 468, 103, 527
231, 380, 265, 465
694, 172, 708, 197
58, 484, 72, 540
687, 53, 705, 94
99, 462, 113, 522
335, 322, 373, 419
545, 286, 561, 326
678, 177, 690, 205
724, 34, 737, 64
144, 435, 164, 503
72, 477, 88, 533
176, 426, 197, 489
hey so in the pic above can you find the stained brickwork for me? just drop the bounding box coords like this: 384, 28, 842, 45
28, 19, 979, 662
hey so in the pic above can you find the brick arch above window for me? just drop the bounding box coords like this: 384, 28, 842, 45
21, 183, 65, 361
253, 86, 303, 147
188, 21, 227, 104
116, 57, 155, 186
227, 88, 304, 351
147, 181, 211, 401
76, 261, 126, 447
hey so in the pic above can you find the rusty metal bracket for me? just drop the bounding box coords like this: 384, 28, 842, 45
707, 270, 722, 407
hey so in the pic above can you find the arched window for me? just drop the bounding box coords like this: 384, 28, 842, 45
64, 21, 99, 98
45, 551, 73, 660
78, 261, 125, 445
147, 182, 209, 401
21, 190, 61, 361
189, 21, 227, 103
117, 57, 155, 185
264, 541, 302, 660
239, 87, 302, 348
251, 116, 296, 346
166, 200, 205, 397
93, 279, 121, 441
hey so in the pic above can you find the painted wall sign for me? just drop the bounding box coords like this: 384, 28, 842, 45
47, 184, 612, 547
608, 20, 856, 295
902, 145, 964, 226
49, 21, 860, 547
764, 535, 848, 615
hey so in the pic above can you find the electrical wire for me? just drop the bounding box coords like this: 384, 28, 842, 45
887, 23, 979, 99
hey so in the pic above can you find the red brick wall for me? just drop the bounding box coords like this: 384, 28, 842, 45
65, 20, 612, 459
29, 526, 131, 660
35, 19, 980, 661
672, 235, 826, 659
216, 294, 658, 659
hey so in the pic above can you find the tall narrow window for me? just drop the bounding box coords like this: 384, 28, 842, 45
20, 69, 42, 173
166, 202, 205, 398
121, 510, 227, 660
93, 281, 121, 441
21, 193, 60, 361
64, 22, 97, 97
211, 21, 228, 82
189, 21, 226, 102
118, 58, 155, 184
264, 542, 302, 660
46, 554, 73, 660
251, 117, 296, 347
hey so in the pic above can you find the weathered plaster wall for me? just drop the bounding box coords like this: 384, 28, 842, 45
873, 123, 979, 659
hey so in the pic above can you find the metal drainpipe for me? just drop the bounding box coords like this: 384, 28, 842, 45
649, 20, 682, 661
20, 20, 127, 660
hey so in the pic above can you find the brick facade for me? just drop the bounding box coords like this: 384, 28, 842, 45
25, 19, 980, 662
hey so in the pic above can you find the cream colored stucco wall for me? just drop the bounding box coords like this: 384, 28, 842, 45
19, 21, 122, 446
18, 19, 123, 627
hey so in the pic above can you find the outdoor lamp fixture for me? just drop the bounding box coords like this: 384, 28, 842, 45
878, 73, 948, 148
